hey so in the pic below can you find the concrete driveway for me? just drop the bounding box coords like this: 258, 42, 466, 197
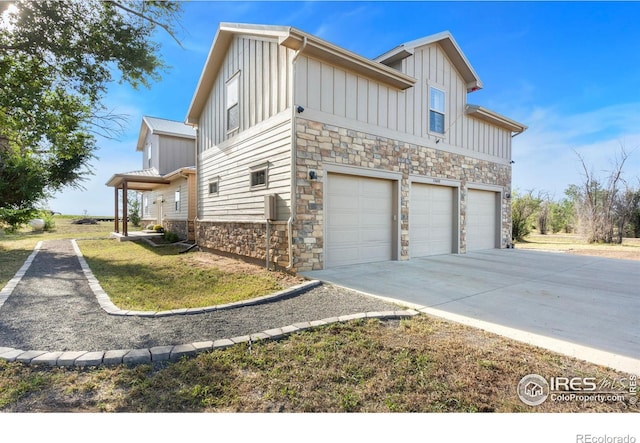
303, 249, 640, 374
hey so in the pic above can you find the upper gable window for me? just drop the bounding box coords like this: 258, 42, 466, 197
429, 87, 446, 134
226, 73, 240, 132
146, 144, 152, 168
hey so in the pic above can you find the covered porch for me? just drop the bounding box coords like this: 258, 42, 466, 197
105, 169, 169, 238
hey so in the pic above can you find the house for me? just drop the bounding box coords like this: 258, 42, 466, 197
185, 23, 526, 272
106, 116, 197, 240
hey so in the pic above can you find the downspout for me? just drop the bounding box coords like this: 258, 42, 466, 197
286, 34, 307, 271
193, 125, 201, 246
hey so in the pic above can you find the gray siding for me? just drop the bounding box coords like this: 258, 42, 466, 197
198, 35, 294, 154
294, 44, 512, 161
158, 135, 195, 175
199, 114, 292, 221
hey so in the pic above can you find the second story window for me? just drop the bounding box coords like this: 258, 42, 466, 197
226, 73, 240, 132
147, 144, 152, 168
429, 86, 445, 134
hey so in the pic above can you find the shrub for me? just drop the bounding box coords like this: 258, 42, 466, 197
39, 210, 56, 231
163, 231, 179, 243
152, 224, 164, 233
145, 223, 155, 230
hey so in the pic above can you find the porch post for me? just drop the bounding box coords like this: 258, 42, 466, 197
114, 186, 119, 233
122, 181, 128, 237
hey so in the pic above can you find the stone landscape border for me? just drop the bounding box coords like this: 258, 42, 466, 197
0, 239, 419, 367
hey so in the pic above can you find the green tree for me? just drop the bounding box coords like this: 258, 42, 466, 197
128, 191, 141, 228
511, 189, 541, 241
0, 0, 182, 231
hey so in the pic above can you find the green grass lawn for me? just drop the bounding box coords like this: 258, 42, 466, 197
78, 239, 284, 311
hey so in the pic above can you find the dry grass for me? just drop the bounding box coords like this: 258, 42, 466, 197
515, 232, 640, 261
1, 317, 636, 412
2, 219, 639, 413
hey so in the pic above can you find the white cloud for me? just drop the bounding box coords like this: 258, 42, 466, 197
512, 103, 640, 197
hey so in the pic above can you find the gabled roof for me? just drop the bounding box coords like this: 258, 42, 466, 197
136, 116, 196, 151
186, 22, 417, 124
375, 31, 483, 93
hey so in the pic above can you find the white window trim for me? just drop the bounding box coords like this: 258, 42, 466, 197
208, 177, 220, 195
427, 83, 447, 137
226, 71, 240, 134
175, 187, 181, 212
147, 143, 152, 168
249, 162, 269, 190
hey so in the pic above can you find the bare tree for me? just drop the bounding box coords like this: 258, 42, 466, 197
574, 147, 630, 243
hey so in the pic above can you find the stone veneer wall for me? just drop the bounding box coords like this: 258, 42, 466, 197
195, 221, 290, 269
163, 219, 188, 241
293, 118, 512, 272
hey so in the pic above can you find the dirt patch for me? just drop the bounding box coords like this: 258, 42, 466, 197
188, 251, 307, 288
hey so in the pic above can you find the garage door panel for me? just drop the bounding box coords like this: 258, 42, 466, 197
326, 173, 393, 268
467, 189, 498, 251
410, 183, 455, 257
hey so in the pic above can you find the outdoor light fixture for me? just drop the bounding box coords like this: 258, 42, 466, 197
309, 170, 317, 180
296, 105, 304, 113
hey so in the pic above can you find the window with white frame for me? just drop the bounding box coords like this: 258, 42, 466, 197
143, 195, 149, 216
175, 188, 181, 212
226, 73, 240, 132
429, 86, 446, 134
147, 144, 152, 168
208, 178, 219, 195
250, 164, 268, 189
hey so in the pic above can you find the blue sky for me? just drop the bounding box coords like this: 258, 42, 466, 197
48, 0, 640, 215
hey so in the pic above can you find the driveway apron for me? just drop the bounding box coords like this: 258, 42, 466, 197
0, 239, 400, 352
304, 249, 640, 362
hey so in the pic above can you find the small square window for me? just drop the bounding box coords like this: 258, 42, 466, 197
209, 180, 219, 194
251, 169, 266, 187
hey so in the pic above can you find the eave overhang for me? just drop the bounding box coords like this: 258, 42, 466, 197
465, 104, 527, 134
186, 22, 416, 125
105, 174, 170, 191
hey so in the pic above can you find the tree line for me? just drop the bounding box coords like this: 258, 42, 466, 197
512, 148, 640, 243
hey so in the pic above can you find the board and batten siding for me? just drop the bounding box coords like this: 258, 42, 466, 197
158, 135, 195, 176
198, 114, 292, 222
198, 35, 293, 154
294, 44, 512, 161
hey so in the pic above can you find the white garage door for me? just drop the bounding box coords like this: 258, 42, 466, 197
410, 184, 455, 257
467, 189, 498, 251
326, 173, 393, 268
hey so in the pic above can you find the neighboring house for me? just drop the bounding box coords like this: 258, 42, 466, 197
185, 23, 526, 272
106, 116, 196, 240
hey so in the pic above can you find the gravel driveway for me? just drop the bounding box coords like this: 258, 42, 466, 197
0, 240, 401, 353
